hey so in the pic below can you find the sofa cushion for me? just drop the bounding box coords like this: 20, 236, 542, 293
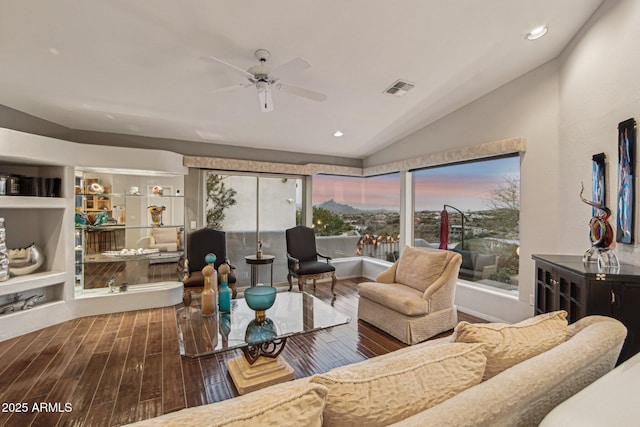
310, 342, 487, 426
395, 246, 448, 292
357, 281, 428, 316
453, 310, 569, 380
125, 380, 328, 427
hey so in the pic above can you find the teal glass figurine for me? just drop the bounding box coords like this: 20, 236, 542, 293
205, 252, 216, 265
218, 263, 231, 313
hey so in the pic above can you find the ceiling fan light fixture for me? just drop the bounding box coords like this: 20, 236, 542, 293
526, 25, 548, 41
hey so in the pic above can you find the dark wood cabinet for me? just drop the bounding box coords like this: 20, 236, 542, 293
533, 254, 640, 363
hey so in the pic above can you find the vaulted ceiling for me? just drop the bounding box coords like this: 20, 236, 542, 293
0, 0, 603, 159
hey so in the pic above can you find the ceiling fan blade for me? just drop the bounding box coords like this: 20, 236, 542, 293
257, 85, 274, 112
276, 83, 327, 102
271, 57, 312, 79
211, 83, 252, 94
202, 55, 254, 79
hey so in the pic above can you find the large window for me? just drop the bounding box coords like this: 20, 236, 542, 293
312, 173, 400, 260
413, 156, 520, 292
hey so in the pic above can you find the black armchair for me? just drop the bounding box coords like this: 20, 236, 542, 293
182, 228, 237, 297
285, 226, 337, 298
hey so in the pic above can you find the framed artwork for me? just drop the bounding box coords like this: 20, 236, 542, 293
592, 153, 606, 217
616, 118, 636, 244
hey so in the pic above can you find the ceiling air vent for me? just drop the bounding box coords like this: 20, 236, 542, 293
384, 80, 415, 97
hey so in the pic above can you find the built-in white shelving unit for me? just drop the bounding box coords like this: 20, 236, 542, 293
0, 128, 187, 341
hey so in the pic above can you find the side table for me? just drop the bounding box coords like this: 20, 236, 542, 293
245, 254, 275, 287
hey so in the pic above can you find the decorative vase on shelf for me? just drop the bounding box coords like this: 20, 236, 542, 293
0, 218, 8, 282
147, 205, 165, 226
218, 263, 232, 313
201, 265, 217, 317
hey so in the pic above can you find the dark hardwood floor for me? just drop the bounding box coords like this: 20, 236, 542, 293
0, 276, 484, 427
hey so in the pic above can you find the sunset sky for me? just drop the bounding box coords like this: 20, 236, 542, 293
313, 156, 520, 211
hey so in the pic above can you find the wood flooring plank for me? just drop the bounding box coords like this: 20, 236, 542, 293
24, 319, 92, 401
135, 398, 163, 423
134, 309, 150, 326
0, 323, 65, 403
30, 317, 103, 427
161, 306, 186, 415
180, 358, 207, 407
116, 311, 137, 339
139, 353, 163, 401
110, 323, 150, 426
0, 318, 81, 405
94, 329, 118, 355
83, 401, 116, 427
145, 321, 163, 356
55, 352, 109, 427
0, 335, 20, 361
92, 336, 130, 403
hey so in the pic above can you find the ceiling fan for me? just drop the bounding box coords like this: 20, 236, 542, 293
203, 49, 327, 112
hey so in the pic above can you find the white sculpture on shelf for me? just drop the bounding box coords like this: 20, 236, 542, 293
8, 243, 45, 276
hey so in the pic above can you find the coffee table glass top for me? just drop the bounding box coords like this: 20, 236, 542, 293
177, 290, 350, 358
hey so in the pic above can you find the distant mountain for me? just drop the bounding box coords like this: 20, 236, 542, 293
316, 199, 363, 214
316, 199, 397, 214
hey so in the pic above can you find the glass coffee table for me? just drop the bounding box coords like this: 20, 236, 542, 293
177, 290, 350, 394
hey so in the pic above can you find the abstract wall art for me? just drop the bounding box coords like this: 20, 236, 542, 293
616, 118, 636, 244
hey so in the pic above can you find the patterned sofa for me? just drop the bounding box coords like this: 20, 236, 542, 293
126, 313, 626, 427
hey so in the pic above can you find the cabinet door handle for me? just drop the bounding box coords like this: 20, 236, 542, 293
611, 290, 616, 305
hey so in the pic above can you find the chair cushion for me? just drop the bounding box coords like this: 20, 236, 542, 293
125, 380, 328, 427
475, 253, 496, 270
183, 271, 204, 287
452, 248, 475, 270
395, 246, 448, 292
296, 261, 335, 276
453, 310, 569, 380
310, 342, 487, 426
357, 281, 428, 316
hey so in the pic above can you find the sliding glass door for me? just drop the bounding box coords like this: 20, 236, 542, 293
204, 172, 302, 289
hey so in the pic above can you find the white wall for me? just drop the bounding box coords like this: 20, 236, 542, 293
558, 0, 640, 264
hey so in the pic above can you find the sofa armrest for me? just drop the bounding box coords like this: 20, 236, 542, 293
423, 254, 461, 312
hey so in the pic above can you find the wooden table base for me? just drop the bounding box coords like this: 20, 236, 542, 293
227, 354, 295, 395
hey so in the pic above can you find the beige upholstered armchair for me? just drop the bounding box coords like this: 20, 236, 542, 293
357, 246, 462, 345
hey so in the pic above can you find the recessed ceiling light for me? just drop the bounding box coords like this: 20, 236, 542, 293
526, 26, 548, 41
333, 130, 344, 137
